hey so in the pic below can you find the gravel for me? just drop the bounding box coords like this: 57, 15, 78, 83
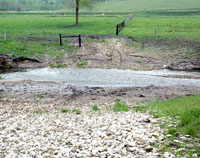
0, 98, 175, 158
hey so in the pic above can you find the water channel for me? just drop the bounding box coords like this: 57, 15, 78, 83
1, 68, 200, 87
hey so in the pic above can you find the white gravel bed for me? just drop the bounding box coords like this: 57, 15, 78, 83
0, 99, 175, 158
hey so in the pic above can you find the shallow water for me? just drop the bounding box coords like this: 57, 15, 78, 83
2, 68, 200, 87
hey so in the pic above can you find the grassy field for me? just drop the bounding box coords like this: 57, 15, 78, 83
0, 14, 122, 57
94, 0, 200, 12
0, 14, 199, 39
135, 94, 200, 156
0, 13, 199, 57
0, 15, 124, 38
1, 0, 200, 12
0, 40, 77, 58
0, 14, 123, 57
122, 16, 200, 40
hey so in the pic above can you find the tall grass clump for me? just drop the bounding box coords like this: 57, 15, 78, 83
92, 104, 100, 111
113, 99, 129, 112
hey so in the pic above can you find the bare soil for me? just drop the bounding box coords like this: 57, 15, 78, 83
0, 36, 200, 71
0, 37, 200, 102
0, 80, 200, 104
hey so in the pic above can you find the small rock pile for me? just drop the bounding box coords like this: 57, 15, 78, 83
0, 99, 175, 158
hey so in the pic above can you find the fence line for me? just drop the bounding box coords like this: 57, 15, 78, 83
59, 34, 82, 47
116, 14, 134, 36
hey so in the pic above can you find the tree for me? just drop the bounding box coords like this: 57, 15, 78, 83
75, 0, 80, 26
73, 0, 94, 26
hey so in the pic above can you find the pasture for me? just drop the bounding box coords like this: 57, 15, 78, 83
0, 11, 199, 57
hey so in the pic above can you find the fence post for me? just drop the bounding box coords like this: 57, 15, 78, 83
116, 24, 119, 36
79, 35, 81, 47
59, 34, 62, 46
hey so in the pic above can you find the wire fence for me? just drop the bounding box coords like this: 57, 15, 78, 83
116, 14, 134, 35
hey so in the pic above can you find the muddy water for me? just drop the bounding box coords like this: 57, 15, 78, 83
2, 68, 200, 87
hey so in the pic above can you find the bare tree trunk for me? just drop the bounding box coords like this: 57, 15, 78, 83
76, 0, 79, 26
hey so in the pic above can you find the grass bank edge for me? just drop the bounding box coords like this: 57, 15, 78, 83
134, 94, 200, 156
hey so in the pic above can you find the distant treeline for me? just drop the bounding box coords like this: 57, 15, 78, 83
0, 0, 68, 11
0, 0, 120, 11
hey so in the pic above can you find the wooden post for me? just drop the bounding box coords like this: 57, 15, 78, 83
59, 34, 62, 46
116, 24, 119, 36
79, 35, 81, 47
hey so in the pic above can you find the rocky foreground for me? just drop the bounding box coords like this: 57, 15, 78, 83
0, 98, 175, 158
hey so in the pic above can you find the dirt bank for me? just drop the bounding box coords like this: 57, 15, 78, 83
1, 37, 199, 71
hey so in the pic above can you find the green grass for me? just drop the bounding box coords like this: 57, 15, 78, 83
94, 0, 200, 12
0, 15, 123, 39
0, 76, 2, 80
134, 94, 200, 157
113, 99, 129, 112
0, 15, 123, 57
122, 17, 200, 40
76, 60, 88, 68
135, 94, 200, 137
92, 104, 100, 111
72, 109, 82, 115
61, 109, 70, 113
0, 39, 76, 58
0, 13, 199, 58
34, 110, 47, 114
1, 14, 199, 41
1, 0, 200, 12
